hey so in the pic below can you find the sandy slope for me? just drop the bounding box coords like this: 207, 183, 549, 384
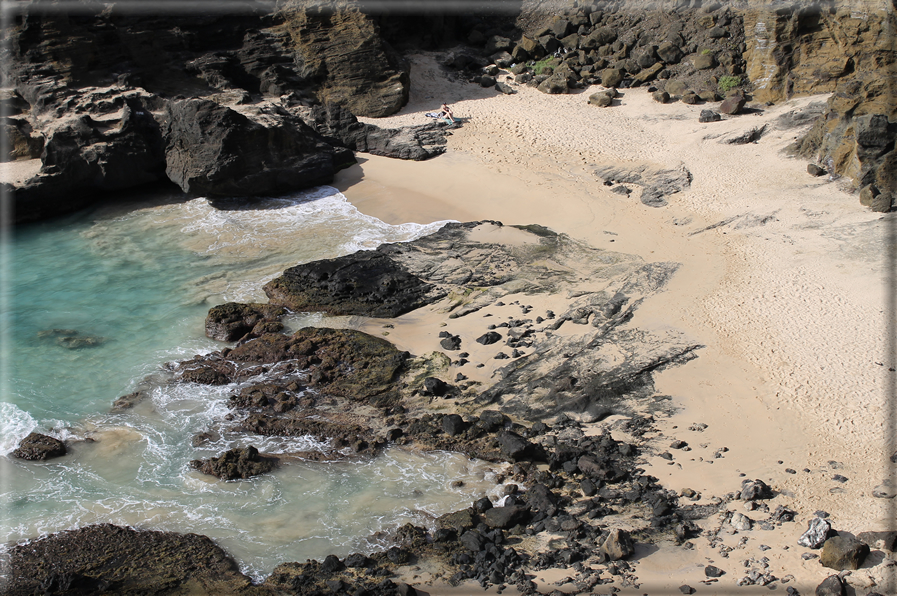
335, 53, 896, 594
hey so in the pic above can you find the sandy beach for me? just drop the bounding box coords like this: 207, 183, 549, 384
333, 53, 896, 594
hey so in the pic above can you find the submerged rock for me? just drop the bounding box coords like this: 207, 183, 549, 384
12, 432, 66, 461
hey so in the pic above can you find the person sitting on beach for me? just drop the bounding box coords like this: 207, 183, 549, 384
439, 102, 455, 123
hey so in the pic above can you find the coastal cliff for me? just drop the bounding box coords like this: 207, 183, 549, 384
3, 0, 894, 222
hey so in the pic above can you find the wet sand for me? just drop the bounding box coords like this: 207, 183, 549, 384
335, 53, 895, 594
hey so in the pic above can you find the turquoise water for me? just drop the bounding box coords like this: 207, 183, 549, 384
0, 187, 506, 580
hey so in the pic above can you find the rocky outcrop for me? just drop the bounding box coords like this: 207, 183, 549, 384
205, 302, 288, 342
162, 99, 354, 197
12, 432, 66, 461
2, 6, 448, 223
297, 102, 448, 160
190, 445, 277, 480
275, 4, 410, 117
4, 524, 263, 596
264, 251, 439, 317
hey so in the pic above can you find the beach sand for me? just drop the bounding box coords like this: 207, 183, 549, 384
334, 53, 896, 594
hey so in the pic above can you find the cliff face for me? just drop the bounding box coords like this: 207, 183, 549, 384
3, 1, 894, 222
275, 5, 410, 117
2, 5, 451, 223
742, 0, 896, 200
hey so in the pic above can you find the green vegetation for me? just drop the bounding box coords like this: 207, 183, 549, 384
531, 56, 559, 75
700, 48, 713, 55
718, 75, 741, 93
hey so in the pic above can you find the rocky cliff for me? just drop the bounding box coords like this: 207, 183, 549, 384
3, 0, 894, 222
1, 3, 452, 223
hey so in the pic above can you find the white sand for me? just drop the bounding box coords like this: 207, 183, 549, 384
336, 53, 896, 593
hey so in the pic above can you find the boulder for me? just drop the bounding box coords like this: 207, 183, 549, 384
740, 478, 773, 500
163, 99, 353, 197
694, 53, 717, 70
657, 41, 683, 64
681, 91, 700, 104
437, 509, 476, 533
525, 483, 560, 513
189, 446, 276, 480
633, 62, 664, 85
808, 163, 827, 176
205, 302, 287, 342
820, 535, 870, 570
600, 68, 624, 88
441, 414, 467, 436
476, 331, 503, 345
719, 93, 746, 115
729, 512, 753, 531
483, 505, 529, 529
495, 81, 517, 95
653, 90, 670, 103
665, 80, 689, 96
14, 102, 167, 224
589, 91, 614, 107
815, 574, 845, 596
497, 431, 531, 461
12, 432, 66, 461
537, 74, 569, 95
424, 377, 448, 396
699, 110, 721, 122
600, 528, 634, 560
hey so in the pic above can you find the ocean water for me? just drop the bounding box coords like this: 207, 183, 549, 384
0, 187, 505, 580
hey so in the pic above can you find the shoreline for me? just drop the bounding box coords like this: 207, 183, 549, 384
332, 53, 895, 593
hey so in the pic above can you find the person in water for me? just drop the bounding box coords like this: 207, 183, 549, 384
440, 102, 455, 123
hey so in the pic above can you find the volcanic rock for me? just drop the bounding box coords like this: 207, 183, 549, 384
190, 445, 276, 480
163, 99, 353, 197
820, 535, 869, 570
205, 302, 288, 342
12, 432, 66, 461
4, 524, 257, 595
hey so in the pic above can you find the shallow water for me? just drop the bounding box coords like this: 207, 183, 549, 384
0, 187, 502, 580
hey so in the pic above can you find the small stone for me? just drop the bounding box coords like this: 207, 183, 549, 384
699, 109, 721, 123
798, 516, 832, 549
730, 512, 753, 531
679, 585, 696, 594
476, 331, 502, 345
670, 440, 688, 449
704, 565, 725, 577
807, 163, 826, 177
740, 478, 773, 501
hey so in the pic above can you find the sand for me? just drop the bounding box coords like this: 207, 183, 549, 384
334, 53, 896, 594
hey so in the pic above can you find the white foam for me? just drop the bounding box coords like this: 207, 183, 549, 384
0, 403, 38, 455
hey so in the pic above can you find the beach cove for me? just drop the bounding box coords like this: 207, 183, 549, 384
2, 3, 896, 595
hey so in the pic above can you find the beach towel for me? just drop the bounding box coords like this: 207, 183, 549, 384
425, 112, 441, 118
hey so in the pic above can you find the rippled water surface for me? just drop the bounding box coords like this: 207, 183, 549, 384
1, 188, 499, 579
